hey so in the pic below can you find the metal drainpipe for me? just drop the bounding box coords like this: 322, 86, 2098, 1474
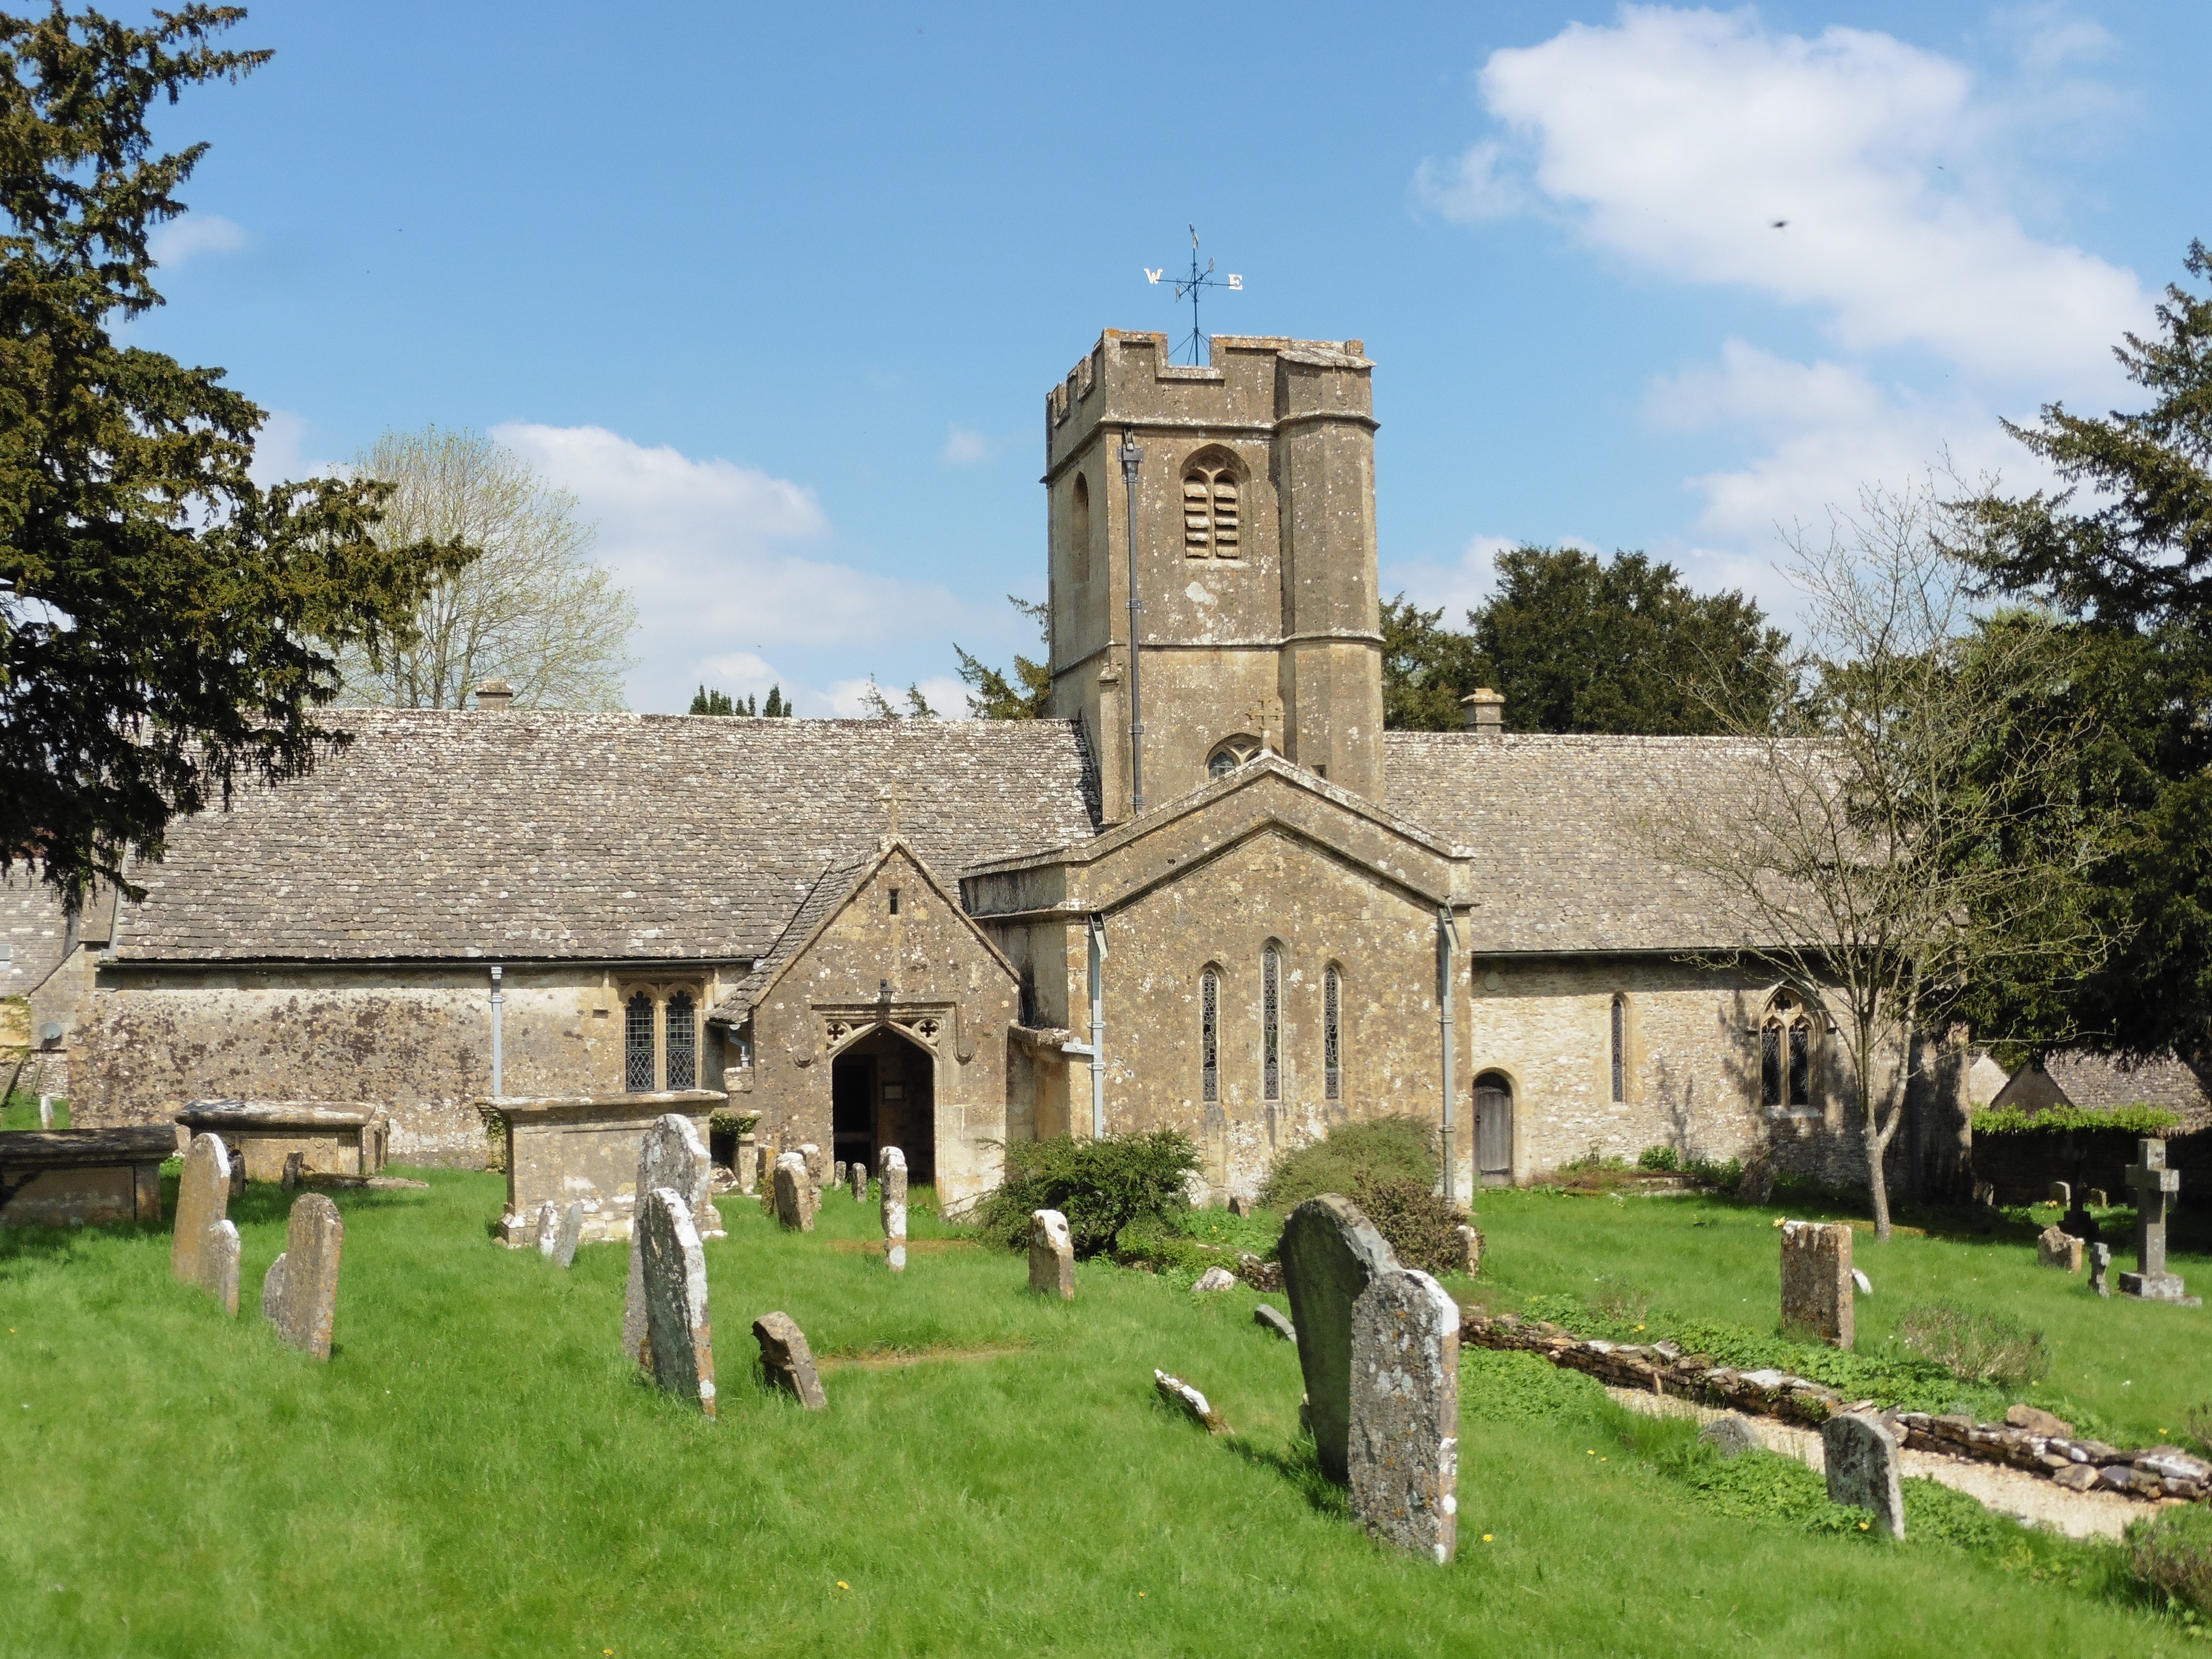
1119, 426, 1146, 816
1437, 907, 1459, 1204
490, 963, 505, 1098
1088, 915, 1107, 1139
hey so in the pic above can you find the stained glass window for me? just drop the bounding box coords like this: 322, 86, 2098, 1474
1262, 946, 1281, 1102
1200, 968, 1219, 1104
1324, 966, 1342, 1102
625, 992, 655, 1092
666, 991, 696, 1091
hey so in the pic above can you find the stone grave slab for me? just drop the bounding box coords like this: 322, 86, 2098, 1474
1348, 1266, 1459, 1564
1780, 1219, 1854, 1348
880, 1146, 908, 1272
1029, 1209, 1074, 1299
1280, 1193, 1400, 1485
175, 1100, 389, 1184
263, 1192, 343, 1359
637, 1186, 716, 1416
753, 1311, 827, 1409
1822, 1412, 1905, 1538
0, 1127, 169, 1230
1154, 1370, 1230, 1434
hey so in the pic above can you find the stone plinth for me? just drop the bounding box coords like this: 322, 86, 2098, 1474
1280, 1193, 1400, 1485
1779, 1220, 1853, 1349
0, 1127, 169, 1229
484, 1090, 725, 1247
1348, 1267, 1460, 1564
174, 1100, 389, 1184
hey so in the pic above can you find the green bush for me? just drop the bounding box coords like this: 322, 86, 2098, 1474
2129, 1503, 2212, 1617
1349, 1175, 1467, 1278
1895, 1302, 2051, 1390
1259, 1116, 1435, 1211
976, 1131, 1200, 1258
1637, 1145, 1681, 1172
1685, 1155, 1743, 1192
1972, 1103, 2180, 1136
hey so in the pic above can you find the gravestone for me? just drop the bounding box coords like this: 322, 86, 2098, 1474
280, 1150, 305, 1191
2091, 1242, 2112, 1298
1779, 1219, 1853, 1348
536, 1202, 560, 1259
1280, 1193, 1402, 1485
172, 1133, 241, 1317
1193, 1266, 1237, 1293
1254, 1304, 1296, 1342
625, 1115, 722, 1367
832, 1159, 845, 1188
2036, 1225, 2083, 1273
553, 1201, 583, 1269
2121, 1140, 2196, 1304
1455, 1223, 1481, 1277
1699, 1416, 1759, 1459
753, 1311, 827, 1409
735, 1131, 758, 1195
1822, 1412, 1905, 1538
1029, 1209, 1074, 1299
1347, 1266, 1460, 1564
2089, 1188, 2109, 1208
772, 1154, 814, 1233
1154, 1370, 1230, 1434
2048, 1181, 2071, 1207
848, 1161, 867, 1202
880, 1147, 908, 1272
799, 1143, 825, 1186
636, 1186, 716, 1415
263, 1192, 343, 1359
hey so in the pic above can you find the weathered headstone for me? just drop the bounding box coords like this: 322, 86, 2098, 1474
172, 1133, 241, 1317
2089, 1188, 2109, 1208
262, 1192, 343, 1359
625, 1114, 722, 1366
1254, 1303, 1296, 1342
753, 1310, 827, 1409
848, 1160, 867, 1202
280, 1149, 305, 1191
1347, 1266, 1460, 1564
2036, 1225, 2084, 1273
1193, 1265, 1237, 1293
1455, 1223, 1481, 1277
2091, 1241, 2112, 1298
637, 1186, 716, 1415
799, 1142, 825, 1186
1280, 1193, 1401, 1485
880, 1146, 908, 1271
1779, 1219, 1853, 1349
1699, 1416, 1759, 1459
553, 1201, 583, 1269
2121, 1140, 2196, 1303
833, 1158, 847, 1189
1822, 1412, 1905, 1538
1029, 1209, 1074, 1299
536, 1201, 560, 1259
771, 1153, 814, 1233
2047, 1180, 2071, 1207
735, 1131, 758, 1195
1154, 1369, 1230, 1434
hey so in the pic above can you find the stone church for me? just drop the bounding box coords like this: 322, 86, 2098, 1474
46, 330, 1954, 1209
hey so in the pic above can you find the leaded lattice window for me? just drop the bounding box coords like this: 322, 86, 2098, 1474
625, 992, 655, 1092
665, 991, 697, 1091
1323, 966, 1342, 1102
1200, 968, 1219, 1104
1262, 945, 1281, 1102
1761, 989, 1815, 1111
1610, 995, 1625, 1103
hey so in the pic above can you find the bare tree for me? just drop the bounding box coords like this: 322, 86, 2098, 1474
335, 427, 637, 709
1647, 479, 2113, 1239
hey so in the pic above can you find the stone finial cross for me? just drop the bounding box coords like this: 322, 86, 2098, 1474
878, 782, 911, 840
2126, 1139, 2178, 1279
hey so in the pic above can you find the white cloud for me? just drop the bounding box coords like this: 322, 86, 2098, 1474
823, 673, 972, 720
1380, 534, 1515, 621
149, 214, 247, 268
247, 409, 319, 487
1410, 141, 1523, 221
494, 423, 980, 714
940, 425, 995, 465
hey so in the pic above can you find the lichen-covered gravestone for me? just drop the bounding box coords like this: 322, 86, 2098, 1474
2122, 1140, 2197, 1304
262, 1192, 343, 1359
2091, 1242, 2112, 1298
735, 1131, 758, 1195
1348, 1266, 1459, 1563
1280, 1193, 1402, 1485
637, 1186, 716, 1416
848, 1160, 867, 1202
553, 1201, 583, 1269
625, 1115, 721, 1367
799, 1143, 825, 1186
879, 1146, 908, 1272
171, 1132, 241, 1318
833, 1158, 847, 1188
753, 1311, 827, 1409
772, 1153, 814, 1233
1454, 1223, 1481, 1277
1779, 1219, 1853, 1349
2036, 1225, 2083, 1273
1822, 1412, 1905, 1538
1028, 1208, 1074, 1299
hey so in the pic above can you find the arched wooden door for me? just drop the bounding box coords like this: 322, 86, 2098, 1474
1474, 1071, 1515, 1186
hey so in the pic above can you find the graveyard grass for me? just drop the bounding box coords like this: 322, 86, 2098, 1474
1, 1173, 2205, 1657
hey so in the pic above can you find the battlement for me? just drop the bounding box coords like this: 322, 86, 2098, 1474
1045, 331, 1371, 478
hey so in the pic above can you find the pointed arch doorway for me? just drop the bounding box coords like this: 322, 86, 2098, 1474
830, 1026, 937, 1184
1474, 1070, 1515, 1187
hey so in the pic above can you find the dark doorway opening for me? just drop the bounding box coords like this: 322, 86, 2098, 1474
829, 1027, 936, 1185
1475, 1070, 1515, 1187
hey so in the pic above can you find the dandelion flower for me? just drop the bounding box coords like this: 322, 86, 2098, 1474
1482, 1534, 1494, 1543
836, 1582, 850, 1590
1859, 1521, 1869, 1531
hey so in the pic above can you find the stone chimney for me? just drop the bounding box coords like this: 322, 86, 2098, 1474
1460, 688, 1504, 735
474, 677, 515, 712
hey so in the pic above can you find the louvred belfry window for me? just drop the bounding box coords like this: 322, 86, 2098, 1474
625, 992, 655, 1092
1183, 465, 1239, 557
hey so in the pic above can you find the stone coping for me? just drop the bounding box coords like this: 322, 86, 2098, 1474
478, 1090, 725, 1124
1462, 1310, 2209, 1505
0, 1128, 178, 1167
178, 1101, 382, 1130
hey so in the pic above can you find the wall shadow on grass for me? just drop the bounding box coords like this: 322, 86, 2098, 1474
1221, 1433, 1348, 1518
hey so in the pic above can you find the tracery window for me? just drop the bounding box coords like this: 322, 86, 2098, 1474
1207, 734, 1262, 779
1200, 967, 1220, 1104
1760, 990, 1816, 1112
1183, 463, 1240, 557
1324, 965, 1343, 1102
625, 992, 656, 1092
1610, 995, 1626, 1103
665, 991, 697, 1091
1262, 944, 1282, 1101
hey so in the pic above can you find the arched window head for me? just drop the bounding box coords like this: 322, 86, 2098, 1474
1760, 989, 1816, 1112
1200, 966, 1220, 1104
1324, 964, 1344, 1103
1610, 995, 1626, 1103
624, 992, 655, 1093
1182, 457, 1240, 558
666, 991, 697, 1091
1069, 473, 1091, 584
1261, 943, 1282, 1102
1207, 734, 1261, 779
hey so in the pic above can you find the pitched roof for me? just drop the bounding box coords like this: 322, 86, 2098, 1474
111, 710, 1099, 963
1382, 731, 1772, 954
1992, 1051, 2212, 1132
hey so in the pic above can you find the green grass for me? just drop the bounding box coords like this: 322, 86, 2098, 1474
0, 1169, 2201, 1656
1, 1088, 67, 1130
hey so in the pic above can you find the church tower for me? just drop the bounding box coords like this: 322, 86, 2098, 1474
1043, 331, 1385, 821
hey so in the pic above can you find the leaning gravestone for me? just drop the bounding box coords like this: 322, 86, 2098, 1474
1779, 1219, 1853, 1349
880, 1146, 908, 1272
553, 1201, 583, 1269
637, 1186, 716, 1416
1254, 1303, 1297, 1342
772, 1153, 814, 1233
2121, 1140, 2197, 1304
625, 1115, 721, 1367
1280, 1194, 1401, 1485
263, 1192, 343, 1359
1029, 1209, 1074, 1299
753, 1311, 827, 1409
1348, 1266, 1459, 1563
799, 1143, 826, 1186
2036, 1225, 2083, 1273
1822, 1412, 1905, 1538
172, 1133, 241, 1318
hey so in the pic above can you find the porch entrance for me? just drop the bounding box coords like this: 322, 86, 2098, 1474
830, 1027, 936, 1184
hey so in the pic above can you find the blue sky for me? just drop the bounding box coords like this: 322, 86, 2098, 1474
127, 1, 2212, 714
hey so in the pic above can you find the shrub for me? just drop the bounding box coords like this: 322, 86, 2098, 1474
1972, 1103, 2180, 1136
975, 1131, 1200, 1258
1348, 1175, 1467, 1277
1259, 1117, 1435, 1211
1685, 1155, 1743, 1192
2130, 1503, 2212, 1617
1895, 1302, 2050, 1389
1637, 1145, 1681, 1172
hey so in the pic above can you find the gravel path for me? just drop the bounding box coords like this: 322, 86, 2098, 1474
1605, 1385, 2146, 1541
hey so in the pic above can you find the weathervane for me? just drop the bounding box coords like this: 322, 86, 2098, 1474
1145, 226, 1241, 365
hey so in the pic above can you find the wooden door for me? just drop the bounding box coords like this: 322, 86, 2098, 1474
1474, 1073, 1514, 1184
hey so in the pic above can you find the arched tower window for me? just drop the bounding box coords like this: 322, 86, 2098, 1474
1610, 995, 1626, 1103
1069, 472, 1091, 584
1207, 734, 1261, 779
1324, 964, 1343, 1102
1761, 990, 1816, 1112
624, 992, 655, 1093
666, 991, 697, 1091
1261, 943, 1282, 1101
1200, 966, 1220, 1104
1183, 460, 1240, 558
